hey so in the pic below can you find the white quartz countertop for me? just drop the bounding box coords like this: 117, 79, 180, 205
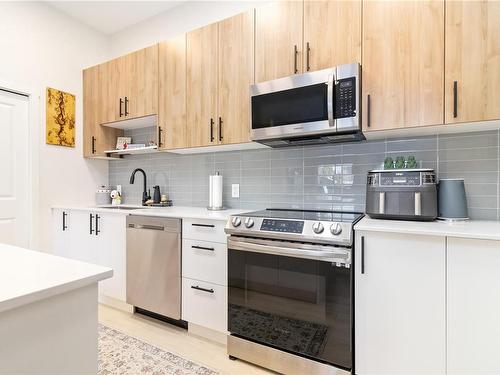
355, 216, 500, 241
52, 205, 251, 221
0, 244, 112, 314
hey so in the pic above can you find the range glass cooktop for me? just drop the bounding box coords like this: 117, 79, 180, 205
241, 209, 364, 223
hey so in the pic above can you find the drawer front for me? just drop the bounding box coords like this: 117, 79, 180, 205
182, 239, 227, 286
182, 278, 227, 332
182, 218, 227, 243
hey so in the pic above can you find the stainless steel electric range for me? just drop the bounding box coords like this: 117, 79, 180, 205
225, 209, 364, 375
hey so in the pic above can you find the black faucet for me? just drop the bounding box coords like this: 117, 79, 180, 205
129, 168, 150, 206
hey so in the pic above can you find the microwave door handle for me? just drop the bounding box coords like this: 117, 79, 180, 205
327, 74, 335, 128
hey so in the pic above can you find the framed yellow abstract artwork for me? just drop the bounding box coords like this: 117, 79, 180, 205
46, 87, 76, 147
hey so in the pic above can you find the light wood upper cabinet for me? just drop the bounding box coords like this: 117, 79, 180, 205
255, 1, 303, 82
445, 1, 500, 124
187, 23, 218, 148
303, 0, 361, 72
362, 1, 444, 131
83, 66, 122, 157
218, 11, 254, 145
99, 45, 158, 125
125, 45, 159, 119
158, 35, 187, 150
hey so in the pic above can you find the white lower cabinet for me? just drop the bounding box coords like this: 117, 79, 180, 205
182, 277, 227, 332
182, 239, 227, 286
447, 237, 500, 374
52, 209, 126, 302
354, 231, 446, 375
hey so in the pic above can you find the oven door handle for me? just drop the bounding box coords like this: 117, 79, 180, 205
327, 73, 335, 128
227, 237, 350, 264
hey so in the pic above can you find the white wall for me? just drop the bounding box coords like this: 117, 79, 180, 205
110, 0, 268, 57
0, 2, 110, 252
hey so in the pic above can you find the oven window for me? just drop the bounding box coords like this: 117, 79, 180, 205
228, 249, 351, 369
252, 83, 328, 129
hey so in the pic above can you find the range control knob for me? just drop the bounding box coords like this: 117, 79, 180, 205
231, 217, 241, 227
244, 217, 254, 228
312, 222, 324, 234
330, 223, 343, 236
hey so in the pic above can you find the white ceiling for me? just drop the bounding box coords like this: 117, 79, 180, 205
47, 1, 186, 35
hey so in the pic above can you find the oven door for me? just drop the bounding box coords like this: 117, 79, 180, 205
228, 236, 352, 370
251, 68, 335, 141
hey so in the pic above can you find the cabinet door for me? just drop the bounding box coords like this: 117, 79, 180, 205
355, 231, 446, 374
99, 57, 126, 124
187, 23, 218, 147
158, 35, 187, 150
68, 210, 97, 264
255, 1, 303, 82
362, 0, 444, 131
52, 209, 71, 258
125, 44, 159, 119
445, 1, 500, 123
447, 237, 500, 374
303, 0, 361, 72
83, 66, 100, 157
95, 213, 126, 301
218, 11, 254, 145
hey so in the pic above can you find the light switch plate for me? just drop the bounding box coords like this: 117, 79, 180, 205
232, 184, 240, 198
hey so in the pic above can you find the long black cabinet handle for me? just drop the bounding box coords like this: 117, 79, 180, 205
124, 96, 129, 116
95, 214, 100, 236
158, 126, 163, 148
119, 98, 124, 117
191, 285, 214, 294
91, 136, 96, 154
367, 94, 371, 128
306, 42, 311, 72
89, 214, 94, 235
453, 81, 458, 118
62, 211, 68, 231
191, 223, 215, 228
361, 236, 365, 274
218, 117, 223, 142
192, 245, 215, 251
210, 118, 214, 142
293, 45, 299, 74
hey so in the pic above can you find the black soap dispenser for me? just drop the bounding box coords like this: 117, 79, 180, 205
153, 186, 161, 203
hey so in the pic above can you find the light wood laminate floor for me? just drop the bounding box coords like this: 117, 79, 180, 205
98, 304, 274, 375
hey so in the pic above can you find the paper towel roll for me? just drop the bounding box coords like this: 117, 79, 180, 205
209, 172, 223, 210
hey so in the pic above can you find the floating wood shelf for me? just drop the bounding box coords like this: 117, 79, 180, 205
104, 145, 158, 156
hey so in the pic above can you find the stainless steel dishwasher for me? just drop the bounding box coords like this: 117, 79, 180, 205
126, 215, 181, 319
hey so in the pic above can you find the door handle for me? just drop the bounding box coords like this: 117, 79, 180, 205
191, 223, 215, 228
89, 214, 94, 235
453, 81, 458, 118
62, 211, 68, 231
95, 214, 100, 235
191, 285, 214, 294
124, 96, 129, 116
218, 117, 223, 142
192, 245, 215, 251
119, 98, 124, 117
379, 192, 385, 214
91, 136, 96, 154
293, 45, 299, 74
306, 42, 311, 71
130, 224, 165, 231
361, 236, 365, 274
367, 94, 371, 128
158, 126, 163, 148
210, 118, 214, 142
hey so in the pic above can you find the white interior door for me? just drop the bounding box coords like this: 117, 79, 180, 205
0, 89, 30, 248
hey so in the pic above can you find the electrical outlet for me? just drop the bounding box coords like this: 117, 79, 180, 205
232, 184, 240, 198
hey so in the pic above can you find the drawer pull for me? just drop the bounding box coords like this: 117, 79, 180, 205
191, 285, 214, 294
192, 245, 215, 251
191, 223, 215, 228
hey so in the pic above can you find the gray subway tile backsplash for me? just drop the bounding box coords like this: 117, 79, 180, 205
108, 130, 500, 221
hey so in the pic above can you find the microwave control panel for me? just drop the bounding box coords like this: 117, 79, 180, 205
335, 77, 356, 119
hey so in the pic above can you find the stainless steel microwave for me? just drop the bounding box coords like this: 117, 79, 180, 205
250, 63, 363, 147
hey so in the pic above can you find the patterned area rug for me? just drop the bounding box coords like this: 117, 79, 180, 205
98, 324, 219, 375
